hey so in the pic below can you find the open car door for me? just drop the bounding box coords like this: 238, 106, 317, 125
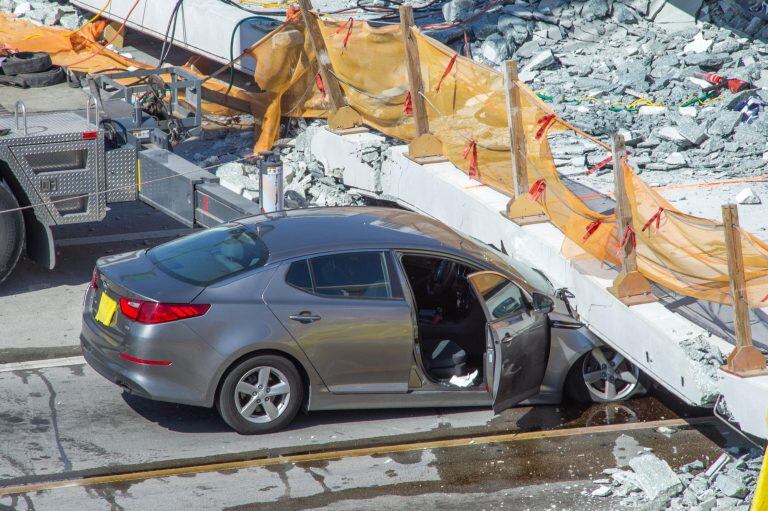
467, 271, 551, 413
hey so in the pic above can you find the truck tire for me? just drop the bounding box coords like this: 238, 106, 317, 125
0, 52, 52, 76
0, 67, 66, 89
0, 180, 24, 284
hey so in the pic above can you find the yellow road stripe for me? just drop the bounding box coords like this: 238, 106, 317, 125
0, 417, 715, 496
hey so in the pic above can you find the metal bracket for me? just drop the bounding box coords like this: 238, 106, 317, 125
14, 100, 27, 136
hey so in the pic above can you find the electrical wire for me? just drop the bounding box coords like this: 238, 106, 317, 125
157, 0, 184, 68
225, 15, 279, 94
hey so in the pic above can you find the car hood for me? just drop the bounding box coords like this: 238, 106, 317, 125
96, 249, 205, 303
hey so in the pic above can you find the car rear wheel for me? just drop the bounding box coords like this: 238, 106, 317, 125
217, 355, 303, 434
565, 346, 649, 403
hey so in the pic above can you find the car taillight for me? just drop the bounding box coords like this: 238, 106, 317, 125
119, 298, 210, 324
90, 268, 99, 290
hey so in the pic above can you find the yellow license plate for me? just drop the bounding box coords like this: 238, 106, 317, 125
95, 293, 118, 327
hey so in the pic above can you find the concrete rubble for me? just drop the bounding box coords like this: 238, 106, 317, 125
592, 436, 762, 509
435, 0, 768, 193
211, 122, 371, 208
1, 0, 86, 29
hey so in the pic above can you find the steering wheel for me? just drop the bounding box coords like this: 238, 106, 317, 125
426, 259, 458, 296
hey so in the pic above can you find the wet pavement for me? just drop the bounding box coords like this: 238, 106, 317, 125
0, 352, 738, 510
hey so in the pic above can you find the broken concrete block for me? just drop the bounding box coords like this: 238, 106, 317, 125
665, 152, 686, 166
591, 485, 613, 497
480, 34, 509, 64
736, 187, 761, 205
627, 454, 684, 501
13, 1, 31, 16
683, 32, 713, 54
714, 474, 749, 498
639, 106, 666, 115
654, 0, 703, 32
523, 50, 557, 72
442, 0, 474, 23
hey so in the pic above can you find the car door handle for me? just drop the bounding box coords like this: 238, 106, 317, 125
501, 333, 513, 344
289, 312, 321, 323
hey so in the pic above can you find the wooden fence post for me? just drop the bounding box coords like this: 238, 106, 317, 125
721, 204, 768, 377
298, 0, 363, 132
503, 59, 546, 224
399, 4, 444, 163
609, 133, 656, 305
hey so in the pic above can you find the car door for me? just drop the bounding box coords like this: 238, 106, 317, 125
263, 250, 414, 394
467, 271, 550, 413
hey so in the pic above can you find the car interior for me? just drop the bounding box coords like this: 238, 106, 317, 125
399, 254, 487, 387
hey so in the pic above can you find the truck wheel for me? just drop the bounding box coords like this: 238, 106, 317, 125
0, 180, 24, 284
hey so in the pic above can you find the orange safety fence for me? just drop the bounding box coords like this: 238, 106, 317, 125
3, 9, 768, 306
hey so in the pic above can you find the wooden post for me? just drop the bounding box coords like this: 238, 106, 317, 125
503, 59, 546, 224
399, 4, 444, 163
609, 133, 656, 305
721, 204, 768, 377
298, 0, 363, 132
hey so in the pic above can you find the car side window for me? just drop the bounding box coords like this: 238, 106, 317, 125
310, 252, 392, 298
285, 259, 312, 292
471, 272, 527, 320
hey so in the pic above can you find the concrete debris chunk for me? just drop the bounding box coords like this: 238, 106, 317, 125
523, 49, 557, 72
735, 187, 761, 205
591, 485, 612, 497
627, 454, 683, 501
682, 32, 713, 54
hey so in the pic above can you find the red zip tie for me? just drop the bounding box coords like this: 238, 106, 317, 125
585, 156, 613, 176
582, 220, 601, 241
463, 31, 472, 58
285, 5, 301, 22
616, 225, 636, 258
535, 114, 556, 140
315, 73, 326, 98
403, 91, 413, 116
463, 140, 478, 178
336, 17, 354, 48
436, 53, 458, 92
529, 178, 546, 202
641, 207, 664, 234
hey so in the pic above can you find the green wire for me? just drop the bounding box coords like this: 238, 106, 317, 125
226, 15, 279, 95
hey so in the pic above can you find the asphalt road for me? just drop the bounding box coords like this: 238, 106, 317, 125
0, 197, 739, 511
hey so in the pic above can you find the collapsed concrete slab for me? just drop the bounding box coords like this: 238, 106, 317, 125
297, 126, 768, 441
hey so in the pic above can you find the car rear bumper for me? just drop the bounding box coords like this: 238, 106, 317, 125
80, 313, 223, 407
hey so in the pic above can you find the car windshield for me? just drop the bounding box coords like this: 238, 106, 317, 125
147, 224, 269, 286
469, 237, 555, 294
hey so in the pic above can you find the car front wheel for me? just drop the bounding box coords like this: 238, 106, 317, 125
566, 346, 649, 403
217, 355, 304, 434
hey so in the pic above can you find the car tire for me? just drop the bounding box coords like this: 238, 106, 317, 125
1, 52, 52, 76
565, 346, 649, 403
217, 354, 304, 434
0, 179, 25, 284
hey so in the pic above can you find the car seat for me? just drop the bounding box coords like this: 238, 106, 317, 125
426, 339, 467, 379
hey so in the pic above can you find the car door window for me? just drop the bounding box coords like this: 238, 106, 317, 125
285, 259, 312, 292
310, 252, 392, 298
470, 272, 526, 319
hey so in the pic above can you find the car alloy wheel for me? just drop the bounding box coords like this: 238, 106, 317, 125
234, 366, 291, 424
581, 347, 640, 402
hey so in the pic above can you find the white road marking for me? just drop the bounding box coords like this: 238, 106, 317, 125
0, 356, 86, 373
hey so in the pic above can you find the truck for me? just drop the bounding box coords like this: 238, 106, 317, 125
0, 66, 263, 284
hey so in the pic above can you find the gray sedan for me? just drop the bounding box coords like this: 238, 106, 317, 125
81, 207, 646, 434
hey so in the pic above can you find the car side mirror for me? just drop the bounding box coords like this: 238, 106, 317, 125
532, 293, 554, 314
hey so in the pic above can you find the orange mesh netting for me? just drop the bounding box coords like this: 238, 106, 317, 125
3, 9, 768, 306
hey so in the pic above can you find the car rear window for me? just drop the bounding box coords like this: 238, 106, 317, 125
147, 225, 269, 286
